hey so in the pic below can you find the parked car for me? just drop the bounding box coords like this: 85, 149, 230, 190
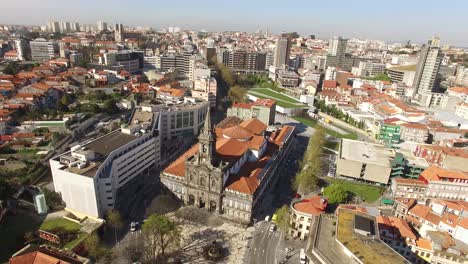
130, 222, 138, 232
269, 224, 276, 232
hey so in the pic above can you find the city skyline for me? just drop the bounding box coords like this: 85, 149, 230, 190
2, 0, 468, 47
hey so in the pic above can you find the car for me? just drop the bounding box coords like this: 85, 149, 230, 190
265, 215, 270, 221
300, 248, 307, 264
285, 247, 294, 253
130, 222, 138, 232
269, 224, 276, 232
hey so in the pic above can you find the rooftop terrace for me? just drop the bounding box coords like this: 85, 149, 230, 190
336, 208, 409, 264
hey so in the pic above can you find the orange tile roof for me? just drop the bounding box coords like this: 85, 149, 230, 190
322, 80, 337, 88
293, 196, 327, 215
222, 126, 254, 140
163, 144, 199, 177
448, 86, 468, 94
415, 238, 433, 251
253, 98, 276, 108
216, 137, 250, 160
393, 178, 426, 186
232, 102, 253, 109
239, 118, 267, 135
420, 166, 468, 182
9, 250, 81, 264
377, 215, 417, 240
395, 198, 417, 208
224, 146, 274, 195
458, 218, 468, 229
440, 213, 460, 228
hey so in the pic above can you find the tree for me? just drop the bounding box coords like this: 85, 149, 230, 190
142, 214, 181, 263
107, 209, 123, 245
323, 184, 348, 204
228, 86, 247, 103
274, 205, 290, 232
103, 99, 119, 115
84, 233, 115, 263
42, 189, 64, 211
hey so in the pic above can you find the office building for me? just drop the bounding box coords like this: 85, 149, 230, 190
413, 37, 443, 98
328, 36, 347, 57
274, 38, 291, 68
50, 107, 160, 218
30, 38, 58, 62
96, 50, 141, 73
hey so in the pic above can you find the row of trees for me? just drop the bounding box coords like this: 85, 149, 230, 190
314, 100, 365, 129
293, 127, 326, 194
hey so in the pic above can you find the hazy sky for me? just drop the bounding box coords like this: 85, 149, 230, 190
2, 0, 468, 46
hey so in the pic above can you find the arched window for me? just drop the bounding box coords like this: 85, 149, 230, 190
211, 180, 216, 188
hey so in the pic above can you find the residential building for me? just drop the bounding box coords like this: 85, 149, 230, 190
391, 178, 428, 200
192, 76, 217, 108
96, 50, 141, 73
400, 123, 429, 143
97, 20, 107, 31
9, 244, 90, 264
419, 166, 468, 201
160, 113, 295, 224
455, 102, 468, 119
455, 66, 468, 86
413, 37, 443, 99
14, 39, 31, 61
379, 123, 401, 145
220, 49, 267, 73
352, 61, 385, 77
115, 23, 124, 42
227, 98, 276, 125
47, 21, 60, 33
274, 37, 291, 68
289, 196, 327, 240
50, 107, 160, 218
413, 144, 468, 171
30, 38, 58, 62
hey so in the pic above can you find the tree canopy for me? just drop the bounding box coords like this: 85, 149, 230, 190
274, 205, 290, 232
141, 214, 181, 263
323, 184, 348, 204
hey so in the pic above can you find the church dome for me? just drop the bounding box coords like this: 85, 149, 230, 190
222, 126, 254, 141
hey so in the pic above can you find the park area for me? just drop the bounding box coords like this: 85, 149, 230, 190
327, 178, 384, 203
247, 88, 307, 108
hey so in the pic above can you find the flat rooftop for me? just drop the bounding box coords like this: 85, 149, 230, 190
337, 209, 409, 264
85, 131, 138, 156
340, 139, 394, 167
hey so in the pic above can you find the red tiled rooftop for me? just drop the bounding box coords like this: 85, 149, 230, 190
293, 196, 327, 216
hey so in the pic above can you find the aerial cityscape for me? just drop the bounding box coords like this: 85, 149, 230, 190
1, 1, 468, 264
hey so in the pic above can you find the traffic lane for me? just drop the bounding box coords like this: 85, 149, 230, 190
250, 222, 271, 264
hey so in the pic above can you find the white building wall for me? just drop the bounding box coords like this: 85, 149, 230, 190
50, 159, 99, 217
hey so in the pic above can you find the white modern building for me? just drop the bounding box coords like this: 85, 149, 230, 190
50, 108, 160, 218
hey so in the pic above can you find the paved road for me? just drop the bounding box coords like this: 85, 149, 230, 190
248, 221, 284, 264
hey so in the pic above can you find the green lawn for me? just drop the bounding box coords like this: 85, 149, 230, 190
250, 93, 306, 108
292, 116, 358, 140
40, 218, 81, 232
249, 88, 301, 103
39, 218, 88, 250
327, 178, 384, 203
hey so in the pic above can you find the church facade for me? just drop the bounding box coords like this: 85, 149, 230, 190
160, 111, 295, 223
